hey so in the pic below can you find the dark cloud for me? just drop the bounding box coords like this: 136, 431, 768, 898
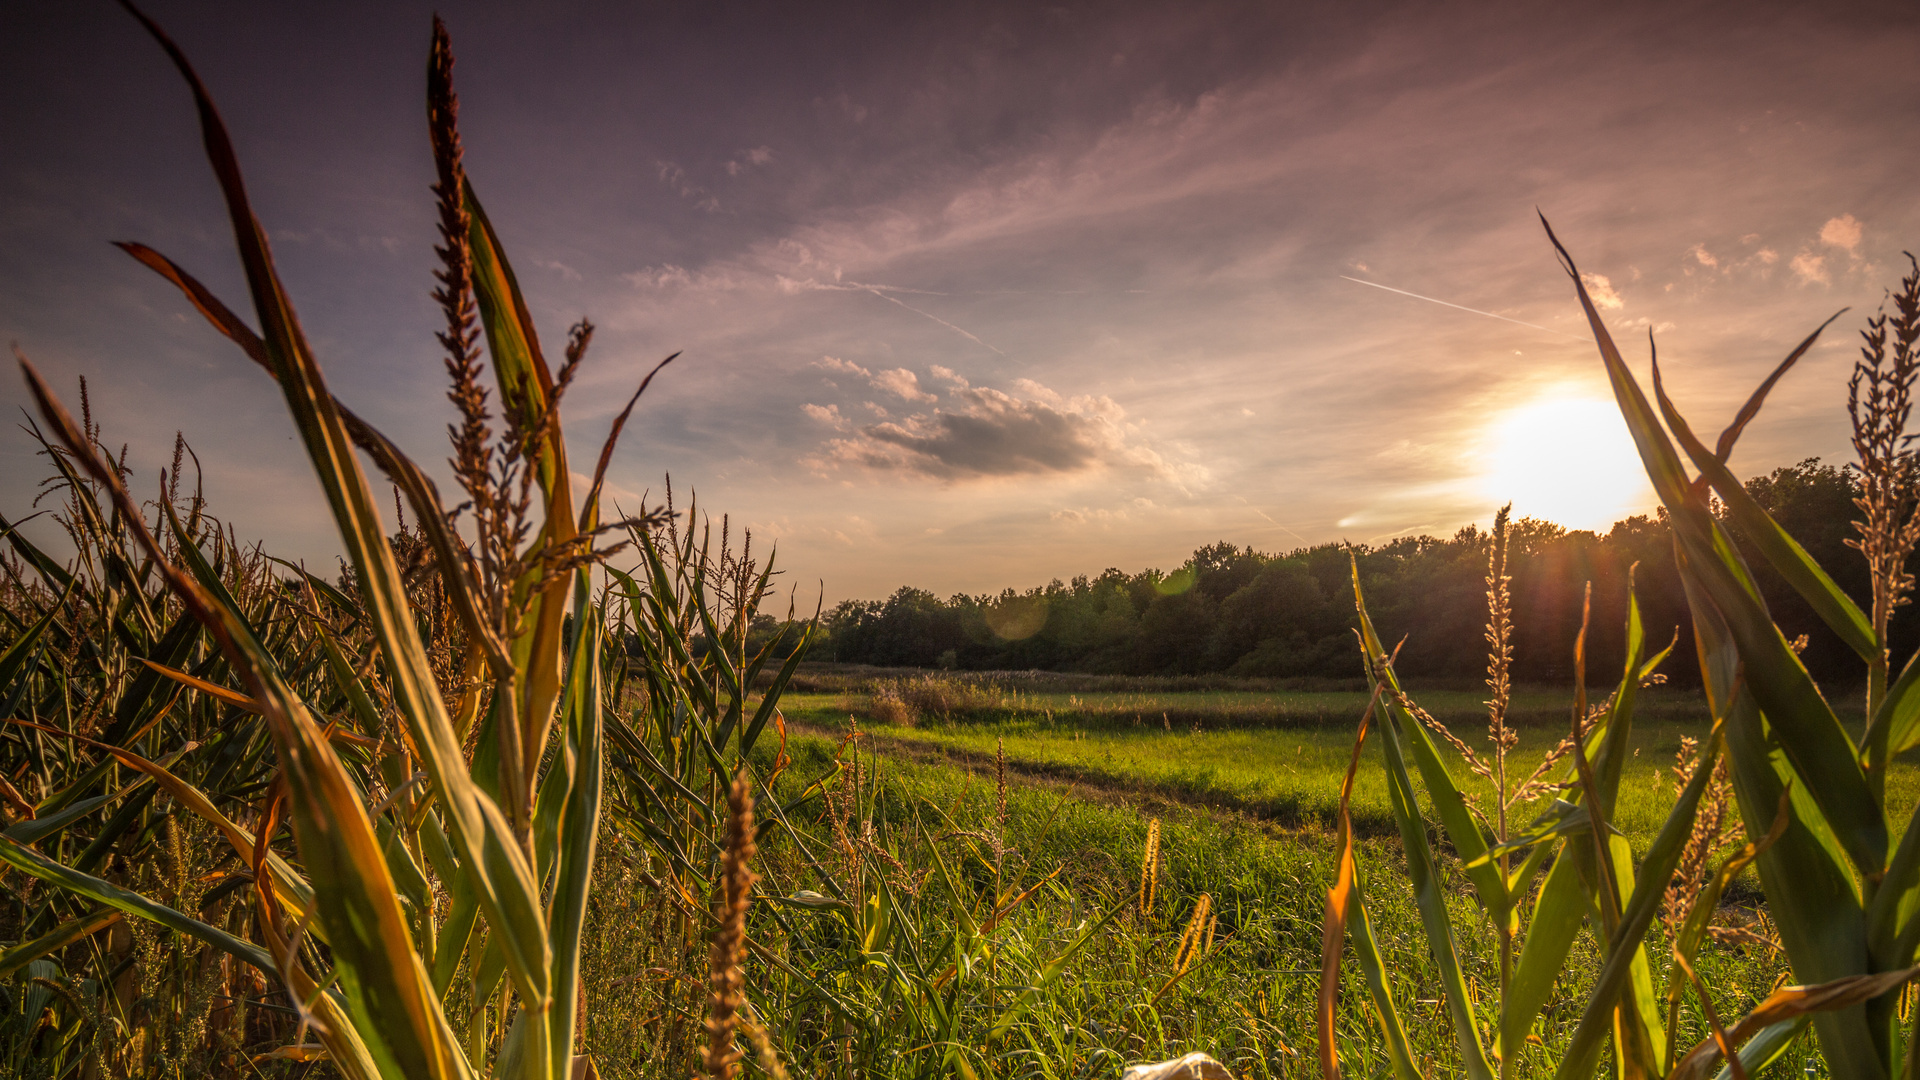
819, 385, 1166, 480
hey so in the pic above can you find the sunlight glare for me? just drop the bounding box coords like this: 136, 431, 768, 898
1478, 395, 1655, 531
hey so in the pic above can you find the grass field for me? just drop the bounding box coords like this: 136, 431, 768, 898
576, 715, 1828, 1076
780, 676, 1914, 854
654, 668, 1916, 1075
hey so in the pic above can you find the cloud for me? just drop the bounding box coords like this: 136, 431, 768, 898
814, 355, 872, 378
1580, 273, 1624, 310
656, 160, 720, 211
811, 382, 1172, 481
1820, 213, 1863, 256
1687, 244, 1718, 270
928, 364, 969, 390
1010, 378, 1062, 404
725, 145, 777, 176
814, 357, 937, 401
622, 263, 748, 290
870, 368, 938, 403
802, 403, 849, 429
1790, 251, 1829, 285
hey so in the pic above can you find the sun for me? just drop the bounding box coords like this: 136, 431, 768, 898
1477, 394, 1656, 532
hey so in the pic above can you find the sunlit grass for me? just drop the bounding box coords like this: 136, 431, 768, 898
786, 682, 1920, 854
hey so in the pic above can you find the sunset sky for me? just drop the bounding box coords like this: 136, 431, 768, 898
5, 1, 1918, 603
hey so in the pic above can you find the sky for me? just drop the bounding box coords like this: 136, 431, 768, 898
4, 0, 1918, 605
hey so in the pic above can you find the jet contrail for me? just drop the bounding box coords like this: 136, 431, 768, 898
1339, 275, 1581, 339
797, 277, 1005, 354
854, 283, 1005, 355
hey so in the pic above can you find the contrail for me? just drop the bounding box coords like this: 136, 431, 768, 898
852, 282, 1005, 355
797, 277, 1005, 353
1339, 275, 1581, 339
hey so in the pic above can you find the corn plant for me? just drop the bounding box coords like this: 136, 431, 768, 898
1317, 225, 1920, 1078
5, 6, 681, 1077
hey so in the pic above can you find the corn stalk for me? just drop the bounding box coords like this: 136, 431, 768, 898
4, 6, 672, 1077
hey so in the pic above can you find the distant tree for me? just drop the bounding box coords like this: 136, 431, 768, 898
1134, 588, 1218, 675
813, 458, 1906, 690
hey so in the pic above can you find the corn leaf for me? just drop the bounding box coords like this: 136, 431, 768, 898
1550, 719, 1721, 1080
1669, 967, 1920, 1080
0, 909, 120, 979
1353, 556, 1496, 1080
118, 5, 556, 1031
544, 573, 604, 1079
0, 833, 274, 976
1652, 356, 1876, 663
1549, 222, 1887, 879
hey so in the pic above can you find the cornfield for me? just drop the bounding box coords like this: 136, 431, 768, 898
7, 6, 1918, 1080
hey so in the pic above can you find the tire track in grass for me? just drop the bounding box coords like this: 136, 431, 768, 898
789, 721, 1403, 840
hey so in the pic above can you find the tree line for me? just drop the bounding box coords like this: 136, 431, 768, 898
811, 459, 1912, 688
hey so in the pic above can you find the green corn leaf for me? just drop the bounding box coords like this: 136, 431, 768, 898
121, 6, 556, 1030
1653, 350, 1875, 663
1550, 222, 1887, 880
1872, 647, 1920, 758
99, 609, 201, 745
1352, 559, 1496, 1080
1711, 1018, 1808, 1080
115, 241, 508, 672
0, 832, 274, 976
1871, 796, 1920, 971
1551, 719, 1722, 1080
1503, 847, 1589, 1062
464, 182, 575, 799
0, 582, 71, 704
1348, 868, 1423, 1080
544, 573, 604, 1080
424, 814, 482, 1001
1680, 498, 1881, 1072
1668, 785, 1790, 1014
1470, 800, 1591, 867
0, 908, 120, 979
0, 513, 79, 599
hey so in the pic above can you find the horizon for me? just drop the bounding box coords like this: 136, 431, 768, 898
6, 1, 1917, 605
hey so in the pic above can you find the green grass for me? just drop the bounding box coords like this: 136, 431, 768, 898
574, 727, 1826, 1076
783, 669, 1709, 731
784, 681, 1918, 856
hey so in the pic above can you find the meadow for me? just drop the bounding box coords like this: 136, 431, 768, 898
6, 9, 1917, 1079
575, 710, 1828, 1078
781, 673, 1914, 853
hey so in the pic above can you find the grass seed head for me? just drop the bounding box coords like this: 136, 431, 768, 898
704, 770, 758, 1080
